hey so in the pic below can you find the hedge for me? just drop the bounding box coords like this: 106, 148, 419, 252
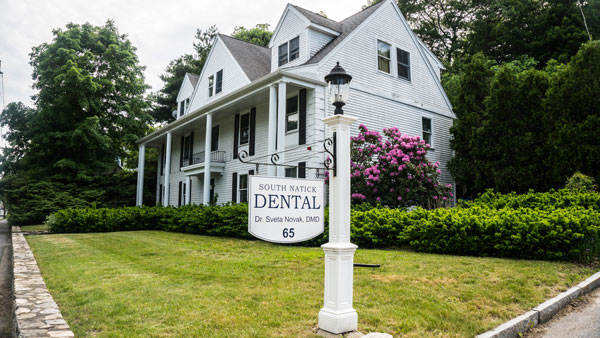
46, 190, 600, 261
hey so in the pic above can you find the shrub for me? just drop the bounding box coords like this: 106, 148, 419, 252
565, 172, 598, 192
350, 124, 452, 209
459, 189, 600, 211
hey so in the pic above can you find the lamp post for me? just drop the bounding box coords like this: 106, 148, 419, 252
318, 62, 359, 334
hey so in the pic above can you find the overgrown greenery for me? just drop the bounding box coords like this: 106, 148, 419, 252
46, 189, 600, 261
447, 41, 600, 195
0, 21, 156, 225
27, 230, 594, 337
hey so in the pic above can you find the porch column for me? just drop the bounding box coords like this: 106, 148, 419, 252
164, 132, 173, 206
136, 144, 145, 206
268, 85, 278, 177
203, 113, 213, 205
185, 175, 191, 205
277, 81, 287, 177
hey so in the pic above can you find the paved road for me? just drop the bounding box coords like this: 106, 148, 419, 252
0, 219, 14, 337
537, 287, 600, 338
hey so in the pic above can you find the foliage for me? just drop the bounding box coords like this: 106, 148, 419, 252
0, 21, 154, 225
448, 41, 600, 196
350, 124, 452, 208
232, 24, 273, 47
565, 172, 599, 192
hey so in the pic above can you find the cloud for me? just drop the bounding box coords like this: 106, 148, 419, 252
0, 0, 368, 107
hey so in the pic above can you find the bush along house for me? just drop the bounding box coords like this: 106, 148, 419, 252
135, 0, 456, 206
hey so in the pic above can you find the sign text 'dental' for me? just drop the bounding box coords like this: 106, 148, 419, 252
248, 175, 325, 243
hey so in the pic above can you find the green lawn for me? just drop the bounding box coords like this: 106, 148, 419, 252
27, 231, 594, 338
20, 224, 50, 231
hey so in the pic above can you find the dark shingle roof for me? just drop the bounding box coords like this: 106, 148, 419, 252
305, 1, 385, 64
219, 34, 271, 81
186, 73, 199, 88
290, 5, 342, 32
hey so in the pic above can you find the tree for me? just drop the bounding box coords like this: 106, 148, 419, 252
0, 21, 153, 224
232, 24, 273, 47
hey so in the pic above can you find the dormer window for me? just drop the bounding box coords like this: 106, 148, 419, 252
208, 75, 214, 97
289, 37, 299, 62
216, 70, 223, 94
278, 43, 288, 66
278, 36, 300, 67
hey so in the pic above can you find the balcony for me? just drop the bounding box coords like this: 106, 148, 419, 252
181, 150, 228, 176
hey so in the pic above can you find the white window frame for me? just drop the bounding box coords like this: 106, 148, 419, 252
208, 75, 214, 97
239, 112, 250, 145
278, 35, 300, 67
285, 167, 297, 178
376, 39, 392, 75
238, 174, 248, 203
397, 47, 411, 81
421, 115, 434, 149
285, 94, 299, 133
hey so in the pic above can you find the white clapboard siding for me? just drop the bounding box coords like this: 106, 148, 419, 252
308, 29, 334, 58
188, 38, 250, 114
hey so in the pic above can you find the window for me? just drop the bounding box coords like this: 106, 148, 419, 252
182, 134, 192, 165
285, 167, 297, 178
397, 48, 410, 80
289, 37, 300, 62
181, 182, 187, 206
422, 117, 432, 147
186, 98, 190, 108
377, 40, 391, 73
239, 113, 250, 145
216, 70, 223, 94
239, 174, 248, 203
208, 75, 214, 97
286, 96, 298, 132
159, 184, 163, 206
179, 100, 185, 117
211, 126, 219, 152
278, 42, 288, 66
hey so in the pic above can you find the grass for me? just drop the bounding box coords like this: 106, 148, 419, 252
20, 224, 50, 231
26, 231, 594, 338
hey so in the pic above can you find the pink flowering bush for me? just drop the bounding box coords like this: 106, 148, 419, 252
349, 124, 452, 209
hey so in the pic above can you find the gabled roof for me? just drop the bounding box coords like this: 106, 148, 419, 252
219, 34, 271, 81
186, 73, 199, 88
289, 5, 342, 32
306, 1, 385, 64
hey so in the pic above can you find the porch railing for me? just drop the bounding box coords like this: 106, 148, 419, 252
188, 150, 228, 166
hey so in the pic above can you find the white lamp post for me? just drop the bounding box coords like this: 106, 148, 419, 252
319, 62, 359, 334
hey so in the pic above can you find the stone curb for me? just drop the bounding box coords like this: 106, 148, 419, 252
12, 226, 75, 338
476, 270, 600, 338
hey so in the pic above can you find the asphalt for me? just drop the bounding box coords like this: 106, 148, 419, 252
0, 219, 14, 338
536, 286, 600, 338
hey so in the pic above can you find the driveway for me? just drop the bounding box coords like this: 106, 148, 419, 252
0, 219, 14, 337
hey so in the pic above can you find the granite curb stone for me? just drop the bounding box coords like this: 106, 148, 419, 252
476, 271, 600, 338
12, 226, 75, 338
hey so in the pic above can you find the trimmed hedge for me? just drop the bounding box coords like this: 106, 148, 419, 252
46, 190, 600, 261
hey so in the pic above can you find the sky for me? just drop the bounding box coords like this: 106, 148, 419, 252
0, 0, 369, 108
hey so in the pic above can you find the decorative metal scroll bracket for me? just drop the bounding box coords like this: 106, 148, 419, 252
238, 148, 330, 179
324, 134, 337, 177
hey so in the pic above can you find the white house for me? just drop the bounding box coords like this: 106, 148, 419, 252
135, 0, 456, 206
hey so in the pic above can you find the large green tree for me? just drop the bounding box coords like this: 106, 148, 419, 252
0, 21, 154, 224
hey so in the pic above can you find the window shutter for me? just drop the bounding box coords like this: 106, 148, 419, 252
249, 108, 256, 156
190, 181, 192, 204
160, 143, 165, 175
180, 135, 184, 167
299, 89, 307, 145
233, 113, 240, 159
189, 132, 194, 166
178, 181, 182, 207
159, 184, 163, 205
232, 173, 238, 203
298, 162, 306, 178
249, 170, 254, 176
